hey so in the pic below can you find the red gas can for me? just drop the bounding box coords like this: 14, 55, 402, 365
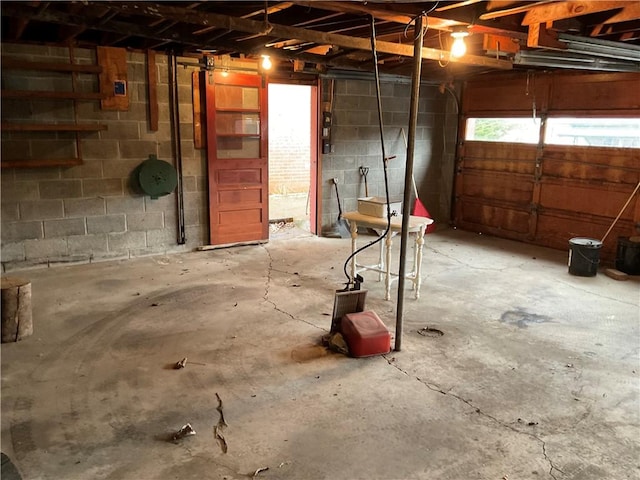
341, 310, 391, 357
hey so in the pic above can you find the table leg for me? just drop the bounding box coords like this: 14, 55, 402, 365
378, 237, 384, 282
350, 220, 358, 281
411, 231, 418, 291
385, 231, 393, 301
414, 225, 425, 299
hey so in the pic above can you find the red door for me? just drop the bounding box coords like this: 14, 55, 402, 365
205, 72, 269, 246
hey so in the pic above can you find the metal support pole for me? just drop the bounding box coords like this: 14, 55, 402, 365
395, 15, 424, 352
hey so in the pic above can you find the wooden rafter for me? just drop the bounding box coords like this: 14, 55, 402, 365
301, 1, 459, 31
522, 1, 634, 26
104, 2, 512, 69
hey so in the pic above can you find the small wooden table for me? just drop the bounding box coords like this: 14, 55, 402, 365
342, 211, 433, 301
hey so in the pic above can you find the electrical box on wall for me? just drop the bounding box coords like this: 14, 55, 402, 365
321, 111, 332, 153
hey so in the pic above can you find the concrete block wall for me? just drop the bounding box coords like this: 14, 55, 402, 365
1, 44, 208, 272
320, 77, 457, 233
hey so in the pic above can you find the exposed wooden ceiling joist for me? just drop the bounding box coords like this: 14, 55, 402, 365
106, 2, 512, 69
521, 1, 633, 26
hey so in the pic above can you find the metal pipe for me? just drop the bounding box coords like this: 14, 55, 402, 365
395, 15, 424, 352
169, 53, 187, 245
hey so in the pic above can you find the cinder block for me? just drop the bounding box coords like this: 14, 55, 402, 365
1, 202, 20, 222
156, 140, 172, 160
144, 194, 174, 212
107, 231, 146, 252
119, 140, 158, 159
14, 167, 61, 181
76, 101, 119, 121
67, 234, 108, 255
24, 238, 68, 260
106, 159, 142, 178
184, 225, 207, 247
106, 196, 145, 214
0, 242, 25, 262
83, 178, 123, 196
1, 221, 43, 242
60, 161, 104, 179
79, 139, 119, 160
182, 176, 197, 192
86, 214, 126, 234
126, 212, 164, 231
183, 208, 199, 226
146, 228, 176, 247
100, 121, 141, 140
1, 139, 31, 161
1, 181, 39, 202
39, 180, 82, 199
31, 140, 77, 159
44, 218, 86, 237
119, 102, 147, 122
64, 197, 106, 217
20, 200, 64, 220
129, 246, 169, 258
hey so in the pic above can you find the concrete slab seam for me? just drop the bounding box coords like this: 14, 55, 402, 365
382, 354, 565, 480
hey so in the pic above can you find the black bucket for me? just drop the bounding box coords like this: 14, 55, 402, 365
568, 237, 602, 277
615, 237, 640, 275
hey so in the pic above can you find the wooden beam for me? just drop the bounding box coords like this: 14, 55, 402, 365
147, 50, 158, 131
7, 18, 29, 40
480, 1, 557, 20
241, 2, 294, 19
192, 71, 204, 148
522, 1, 633, 26
0, 5, 370, 73
435, 0, 484, 12
598, 2, 640, 25
307, 1, 458, 31
107, 3, 512, 69
527, 23, 567, 49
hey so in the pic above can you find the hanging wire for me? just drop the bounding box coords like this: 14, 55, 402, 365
403, 2, 437, 40
341, 15, 395, 287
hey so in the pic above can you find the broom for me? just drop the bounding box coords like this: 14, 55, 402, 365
402, 128, 435, 233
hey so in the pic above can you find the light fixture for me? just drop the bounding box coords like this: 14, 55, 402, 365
450, 26, 470, 58
261, 55, 272, 70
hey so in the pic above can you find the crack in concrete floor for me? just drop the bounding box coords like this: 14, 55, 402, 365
381, 355, 565, 480
262, 243, 566, 479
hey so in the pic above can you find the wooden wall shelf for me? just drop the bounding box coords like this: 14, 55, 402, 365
1, 122, 107, 132
1, 50, 108, 168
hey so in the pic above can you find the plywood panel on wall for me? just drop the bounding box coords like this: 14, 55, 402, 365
455, 71, 640, 262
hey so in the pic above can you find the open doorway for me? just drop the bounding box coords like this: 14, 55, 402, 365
268, 83, 313, 233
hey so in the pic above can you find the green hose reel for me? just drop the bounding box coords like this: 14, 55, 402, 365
137, 154, 178, 199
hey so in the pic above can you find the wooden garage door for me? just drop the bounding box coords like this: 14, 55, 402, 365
455, 71, 640, 260
205, 72, 269, 246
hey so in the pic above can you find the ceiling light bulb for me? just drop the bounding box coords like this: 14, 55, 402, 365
451, 37, 467, 58
261, 55, 272, 70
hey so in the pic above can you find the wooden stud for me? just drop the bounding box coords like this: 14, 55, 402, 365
147, 49, 159, 131
192, 71, 205, 149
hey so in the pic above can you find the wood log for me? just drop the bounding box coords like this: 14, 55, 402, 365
1, 276, 33, 343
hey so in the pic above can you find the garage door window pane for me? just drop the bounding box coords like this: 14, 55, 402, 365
465, 118, 540, 144
545, 118, 640, 148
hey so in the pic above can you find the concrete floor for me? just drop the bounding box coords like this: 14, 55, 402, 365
1, 228, 639, 480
